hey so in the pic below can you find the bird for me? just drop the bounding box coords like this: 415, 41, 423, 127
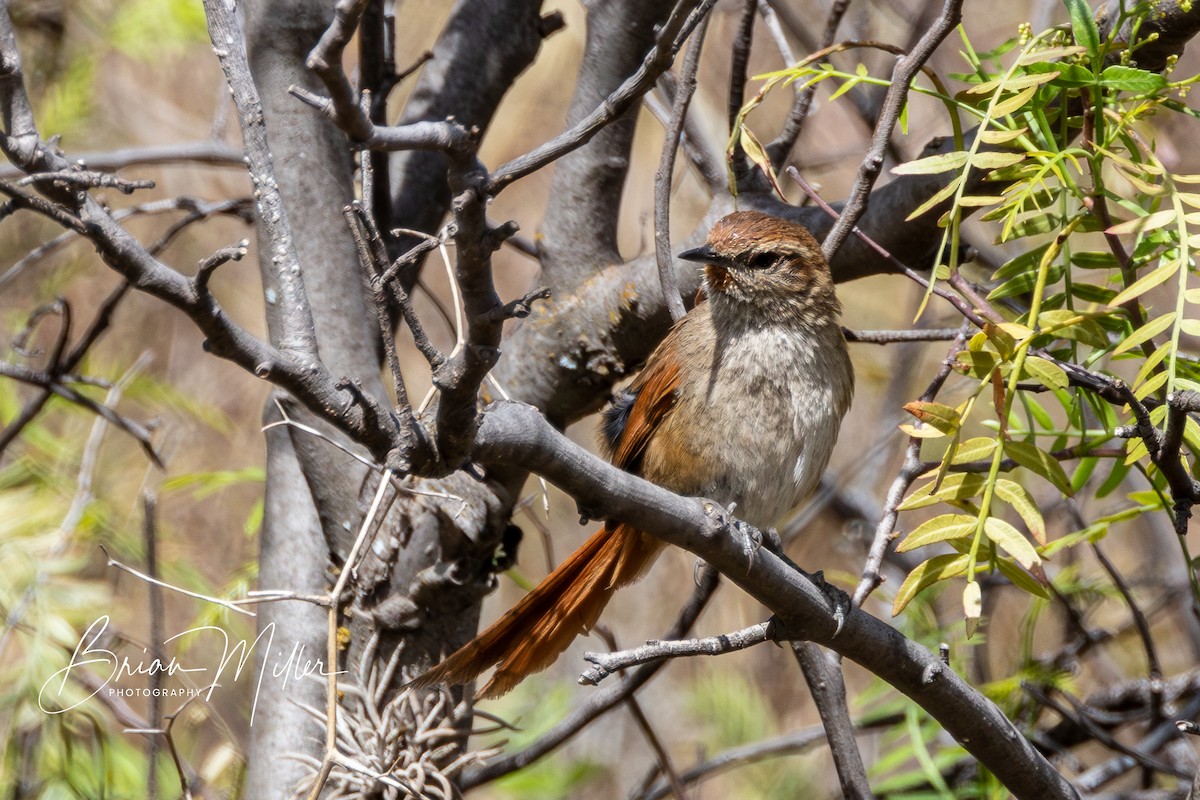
412, 210, 854, 698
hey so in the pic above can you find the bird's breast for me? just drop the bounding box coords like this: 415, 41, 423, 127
641, 320, 852, 528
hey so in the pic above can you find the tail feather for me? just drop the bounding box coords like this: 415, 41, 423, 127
411, 523, 661, 698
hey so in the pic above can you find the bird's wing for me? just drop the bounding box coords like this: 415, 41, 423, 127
599, 334, 684, 474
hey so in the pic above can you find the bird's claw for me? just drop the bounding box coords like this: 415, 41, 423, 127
806, 569, 851, 638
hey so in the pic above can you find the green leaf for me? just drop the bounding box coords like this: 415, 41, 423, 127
1071, 250, 1120, 269
1070, 282, 1117, 304
1095, 457, 1130, 498
896, 513, 978, 552
1037, 309, 1109, 348
1105, 209, 1177, 235
1071, 456, 1100, 494
1099, 65, 1168, 93
1108, 259, 1183, 308
1005, 439, 1074, 495
1113, 312, 1177, 355
984, 517, 1041, 569
1065, 0, 1100, 56
993, 479, 1047, 544
951, 437, 1000, 465
970, 151, 1027, 170
892, 553, 971, 616
902, 401, 962, 435
898, 473, 988, 510
892, 151, 969, 176
1023, 357, 1069, 390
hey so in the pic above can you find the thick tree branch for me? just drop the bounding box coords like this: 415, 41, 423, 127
472, 401, 1079, 800
201, 0, 319, 361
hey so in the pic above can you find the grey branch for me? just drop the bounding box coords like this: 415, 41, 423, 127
473, 400, 1078, 799
820, 0, 964, 263
579, 621, 773, 685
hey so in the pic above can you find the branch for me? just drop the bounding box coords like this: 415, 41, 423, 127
0, 141, 246, 181
579, 621, 773, 685
764, 0, 854, 168
387, 0, 561, 282
791, 641, 873, 800
472, 400, 1079, 799
200, 0, 319, 360
488, 0, 715, 195
820, 0, 964, 263
0, 361, 162, 466
654, 7, 710, 323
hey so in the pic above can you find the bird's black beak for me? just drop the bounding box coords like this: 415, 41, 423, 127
678, 244, 718, 263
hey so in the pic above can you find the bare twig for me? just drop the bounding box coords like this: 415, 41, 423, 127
853, 325, 971, 606
102, 546, 254, 617
820, 0, 964, 262
143, 493, 164, 800
593, 626, 689, 800
580, 621, 772, 685
791, 642, 873, 800
843, 327, 963, 344
654, 9, 710, 323
0, 141, 245, 181
764, 0, 854, 168
18, 168, 154, 194
488, 0, 719, 194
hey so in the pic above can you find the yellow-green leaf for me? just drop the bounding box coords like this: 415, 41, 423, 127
995, 558, 1050, 597
951, 437, 999, 465
898, 473, 988, 511
1108, 260, 1182, 308
903, 401, 962, 435
1134, 370, 1169, 401
993, 478, 1046, 544
1023, 357, 1068, 390
892, 151, 969, 176
977, 127, 1029, 144
1179, 319, 1200, 337
905, 175, 964, 221
984, 517, 1041, 569
897, 513, 978, 552
892, 553, 971, 616
970, 151, 1026, 170
899, 422, 949, 439
739, 127, 785, 199
1104, 209, 1176, 235
991, 85, 1039, 117
1114, 311, 1177, 355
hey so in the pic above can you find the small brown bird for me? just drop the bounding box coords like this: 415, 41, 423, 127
413, 210, 854, 698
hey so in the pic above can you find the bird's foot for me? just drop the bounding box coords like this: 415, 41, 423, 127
803, 568, 851, 638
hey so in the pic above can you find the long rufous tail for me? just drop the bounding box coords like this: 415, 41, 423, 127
411, 523, 662, 698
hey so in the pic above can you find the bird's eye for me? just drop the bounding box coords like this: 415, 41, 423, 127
748, 253, 776, 270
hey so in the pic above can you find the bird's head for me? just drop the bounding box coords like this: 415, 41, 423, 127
678, 210, 839, 322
